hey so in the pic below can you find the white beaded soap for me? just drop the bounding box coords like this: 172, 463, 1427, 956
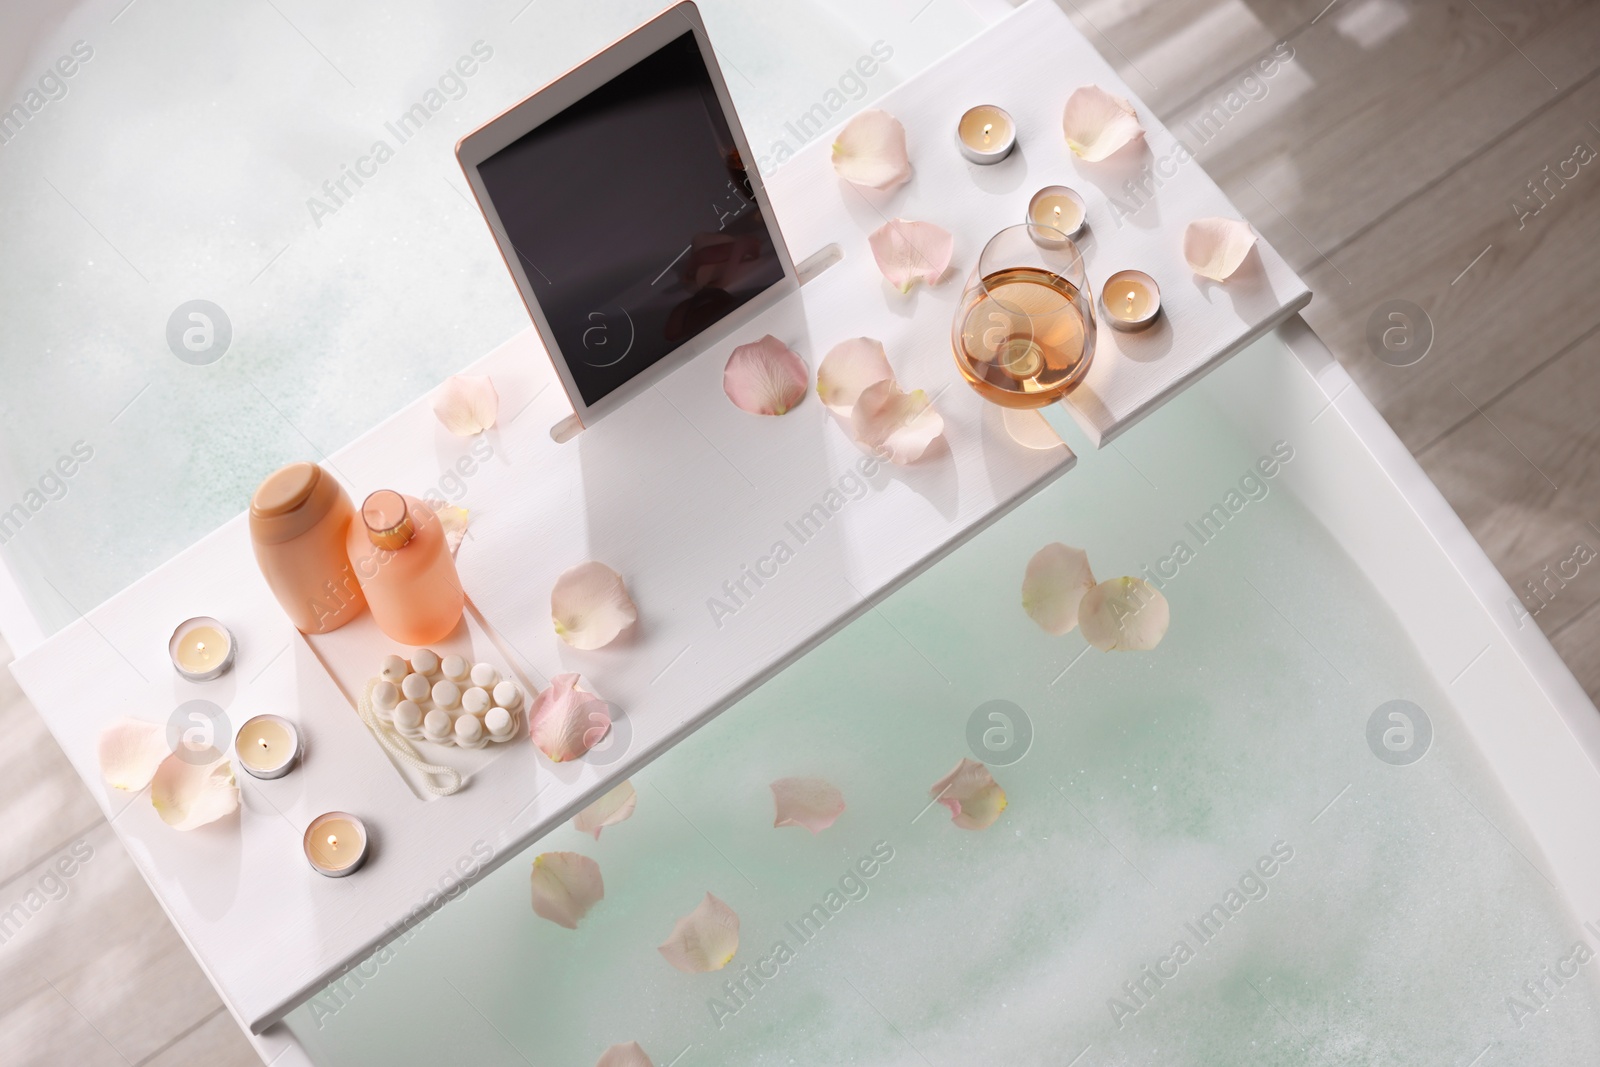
375, 648, 524, 749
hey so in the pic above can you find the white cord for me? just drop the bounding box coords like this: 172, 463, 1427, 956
356, 679, 464, 797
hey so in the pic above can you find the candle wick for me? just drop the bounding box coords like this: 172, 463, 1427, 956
982, 122, 992, 143
328, 835, 338, 848
259, 738, 269, 749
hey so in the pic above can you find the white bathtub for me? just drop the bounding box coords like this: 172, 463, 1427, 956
252, 319, 1600, 1066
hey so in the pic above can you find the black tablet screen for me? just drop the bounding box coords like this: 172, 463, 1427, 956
477, 31, 785, 407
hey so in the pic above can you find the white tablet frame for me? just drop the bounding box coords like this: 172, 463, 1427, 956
456, 1, 799, 432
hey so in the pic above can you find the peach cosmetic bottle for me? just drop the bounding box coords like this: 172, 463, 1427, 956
249, 462, 367, 633
347, 490, 465, 645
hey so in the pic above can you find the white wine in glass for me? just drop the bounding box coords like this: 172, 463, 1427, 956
952, 224, 1096, 409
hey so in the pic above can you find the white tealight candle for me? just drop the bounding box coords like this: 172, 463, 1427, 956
235, 714, 301, 780
956, 105, 1016, 165
1027, 186, 1087, 241
305, 812, 369, 878
1101, 270, 1162, 331
168, 617, 236, 682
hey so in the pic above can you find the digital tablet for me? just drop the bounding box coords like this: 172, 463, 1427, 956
457, 2, 798, 431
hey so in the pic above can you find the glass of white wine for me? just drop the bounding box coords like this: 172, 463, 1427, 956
952, 223, 1096, 408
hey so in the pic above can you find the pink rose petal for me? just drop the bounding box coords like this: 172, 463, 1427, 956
596, 1043, 654, 1067
530, 851, 604, 929
659, 892, 741, 973
868, 219, 953, 294
770, 777, 846, 833
150, 752, 240, 831
831, 109, 912, 190
1062, 85, 1145, 161
432, 374, 498, 436
723, 335, 808, 416
573, 780, 637, 840
929, 757, 1007, 830
851, 380, 945, 465
817, 337, 895, 416
1080, 577, 1171, 651
98, 717, 169, 792
530, 674, 612, 762
552, 561, 638, 650
1022, 543, 1096, 636
1184, 217, 1258, 282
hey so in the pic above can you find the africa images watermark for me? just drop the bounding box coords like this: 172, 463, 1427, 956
306, 40, 495, 227
753, 41, 895, 175
1503, 923, 1600, 1030
1511, 133, 1596, 230
0, 441, 96, 546
307, 839, 496, 1028
1106, 840, 1295, 1029
0, 40, 95, 148
706, 840, 896, 1030
1110, 41, 1295, 226
1508, 539, 1596, 630
0, 839, 96, 945
1133, 440, 1296, 592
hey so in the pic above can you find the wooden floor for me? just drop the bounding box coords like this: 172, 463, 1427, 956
1, 1, 1596, 1064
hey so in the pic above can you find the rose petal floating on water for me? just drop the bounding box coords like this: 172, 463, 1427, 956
1080, 576, 1171, 651
530, 851, 604, 929
432, 375, 498, 436
929, 757, 1007, 830
1022, 543, 1096, 636
831, 109, 912, 190
1183, 217, 1257, 282
770, 777, 846, 833
723, 335, 809, 416
868, 218, 953, 294
596, 1042, 654, 1067
552, 561, 638, 650
851, 380, 945, 465
659, 892, 740, 973
574, 780, 638, 840
1062, 85, 1145, 161
816, 338, 894, 417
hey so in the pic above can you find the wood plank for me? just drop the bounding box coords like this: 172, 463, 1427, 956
141, 1009, 262, 1067
1417, 326, 1600, 638
1289, 73, 1600, 452
0, 823, 230, 1064
0, 638, 103, 886
1053, 0, 1307, 115
1181, 0, 1600, 272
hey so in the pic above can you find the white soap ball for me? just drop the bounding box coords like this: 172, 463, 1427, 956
431, 679, 461, 710
423, 709, 452, 741
441, 654, 470, 683
470, 662, 499, 689
373, 680, 400, 711
492, 680, 523, 710
454, 715, 484, 745
394, 700, 423, 731
462, 687, 491, 716
484, 706, 513, 740
380, 655, 410, 684
411, 649, 441, 676
401, 673, 431, 703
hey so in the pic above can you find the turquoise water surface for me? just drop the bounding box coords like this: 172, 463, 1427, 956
284, 339, 1600, 1066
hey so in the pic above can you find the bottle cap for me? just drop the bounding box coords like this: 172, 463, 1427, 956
362, 490, 415, 551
